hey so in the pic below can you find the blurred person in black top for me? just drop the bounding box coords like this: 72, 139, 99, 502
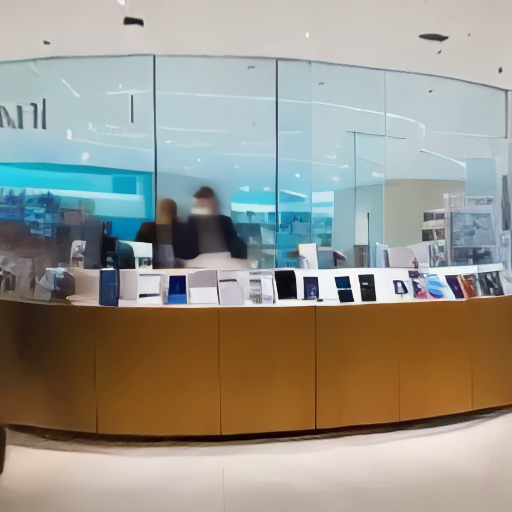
188, 187, 247, 260
135, 198, 179, 267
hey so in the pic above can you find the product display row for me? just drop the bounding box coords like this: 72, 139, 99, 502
89, 265, 508, 308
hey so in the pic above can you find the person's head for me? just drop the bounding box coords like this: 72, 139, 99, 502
192, 186, 219, 216
156, 198, 177, 225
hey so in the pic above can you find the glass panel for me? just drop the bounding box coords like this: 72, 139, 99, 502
311, 63, 385, 267
155, 57, 276, 268
0, 56, 154, 277
385, 71, 508, 268
277, 60, 312, 267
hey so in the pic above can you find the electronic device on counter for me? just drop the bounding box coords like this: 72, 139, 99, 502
426, 274, 445, 299
99, 268, 119, 307
460, 274, 478, 298
303, 276, 319, 300
446, 275, 465, 299
393, 280, 408, 296
476, 271, 504, 297
483, 271, 504, 296
358, 274, 376, 302
409, 270, 429, 299
335, 276, 354, 303
167, 275, 187, 304
275, 270, 297, 300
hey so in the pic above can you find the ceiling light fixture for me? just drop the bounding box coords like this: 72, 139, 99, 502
332, 176, 340, 182
197, 158, 201, 162
240, 186, 250, 192
263, 187, 271, 192
295, 173, 300, 178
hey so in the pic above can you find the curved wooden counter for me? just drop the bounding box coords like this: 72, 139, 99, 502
0, 296, 511, 436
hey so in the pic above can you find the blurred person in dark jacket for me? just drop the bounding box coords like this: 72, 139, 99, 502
187, 186, 247, 260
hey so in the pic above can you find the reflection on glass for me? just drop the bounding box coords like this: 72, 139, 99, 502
311, 63, 385, 268
385, 71, 508, 267
0, 57, 155, 288
155, 57, 277, 268
277, 60, 312, 267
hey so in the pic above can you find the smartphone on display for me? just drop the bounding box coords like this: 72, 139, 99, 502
303, 277, 319, 300
275, 270, 297, 300
335, 276, 354, 303
393, 280, 408, 296
167, 275, 187, 304
445, 275, 464, 299
484, 271, 504, 296
100, 268, 119, 307
358, 274, 376, 302
460, 274, 478, 298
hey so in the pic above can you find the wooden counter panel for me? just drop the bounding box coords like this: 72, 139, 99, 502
96, 307, 220, 436
0, 300, 97, 432
316, 304, 400, 429
471, 296, 512, 410
219, 307, 316, 434
399, 300, 472, 421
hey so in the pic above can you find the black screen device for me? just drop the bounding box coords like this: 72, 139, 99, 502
303, 276, 319, 300
335, 276, 354, 303
358, 274, 376, 302
275, 270, 297, 300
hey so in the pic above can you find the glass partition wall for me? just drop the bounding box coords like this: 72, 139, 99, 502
0, 55, 509, 274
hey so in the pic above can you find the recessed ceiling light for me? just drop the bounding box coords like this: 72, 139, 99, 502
240, 186, 250, 192
117, 0, 126, 5
295, 173, 300, 178
305, 32, 310, 38
332, 176, 340, 182
165, 140, 172, 144
197, 158, 201, 162
234, 165, 240, 169
372, 172, 384, 178
183, 166, 190, 170
263, 187, 271, 192
81, 152, 90, 163
66, 129, 72, 140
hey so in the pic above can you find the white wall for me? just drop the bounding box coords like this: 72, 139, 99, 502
384, 179, 465, 248
1, 0, 512, 89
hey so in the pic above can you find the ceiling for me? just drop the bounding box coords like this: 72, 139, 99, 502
2, 0, 512, 90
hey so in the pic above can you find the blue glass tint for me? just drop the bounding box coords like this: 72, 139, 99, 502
0, 56, 155, 258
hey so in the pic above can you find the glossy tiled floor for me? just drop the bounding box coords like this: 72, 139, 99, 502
1, 412, 512, 512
